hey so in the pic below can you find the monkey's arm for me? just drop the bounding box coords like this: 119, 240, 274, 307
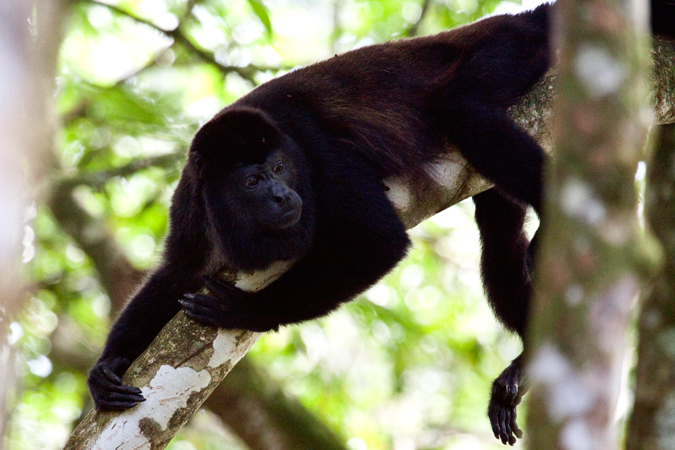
88, 174, 209, 411
88, 266, 204, 410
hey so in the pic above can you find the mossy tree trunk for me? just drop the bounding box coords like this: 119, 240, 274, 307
626, 124, 675, 450
525, 0, 660, 448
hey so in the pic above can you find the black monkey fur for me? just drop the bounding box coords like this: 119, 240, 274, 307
88, 1, 675, 445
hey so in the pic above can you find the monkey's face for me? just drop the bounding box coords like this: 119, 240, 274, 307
230, 149, 303, 232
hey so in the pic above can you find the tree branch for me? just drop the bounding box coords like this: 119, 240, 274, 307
59, 152, 184, 189
62, 37, 675, 450
87, 0, 289, 84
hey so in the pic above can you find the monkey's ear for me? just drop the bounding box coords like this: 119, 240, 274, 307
190, 107, 282, 166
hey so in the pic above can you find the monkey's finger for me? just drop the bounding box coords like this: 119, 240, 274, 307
203, 277, 242, 301
95, 369, 142, 396
105, 391, 146, 404
98, 400, 142, 411
178, 294, 213, 314
181, 309, 220, 328
511, 408, 523, 439
183, 293, 221, 308
100, 364, 123, 385
488, 403, 501, 439
180, 299, 223, 326
504, 410, 517, 445
503, 409, 513, 444
499, 409, 509, 444
105, 383, 144, 396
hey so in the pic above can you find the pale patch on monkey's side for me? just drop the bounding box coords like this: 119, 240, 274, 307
424, 153, 467, 190
383, 177, 412, 212
384, 152, 493, 229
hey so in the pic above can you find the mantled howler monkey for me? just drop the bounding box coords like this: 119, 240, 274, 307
88, 1, 675, 445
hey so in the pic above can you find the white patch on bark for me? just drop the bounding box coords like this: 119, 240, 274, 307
600, 218, 630, 245
235, 260, 295, 292
529, 342, 573, 386
561, 178, 606, 225
561, 419, 595, 450
590, 274, 638, 352
564, 284, 584, 306
575, 44, 627, 98
208, 329, 262, 368
529, 343, 597, 420
93, 365, 211, 450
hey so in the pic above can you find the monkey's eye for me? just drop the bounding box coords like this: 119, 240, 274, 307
245, 176, 262, 188
272, 161, 285, 174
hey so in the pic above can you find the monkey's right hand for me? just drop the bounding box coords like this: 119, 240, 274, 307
88, 357, 146, 411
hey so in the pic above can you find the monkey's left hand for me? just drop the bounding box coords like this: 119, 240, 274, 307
179, 275, 253, 328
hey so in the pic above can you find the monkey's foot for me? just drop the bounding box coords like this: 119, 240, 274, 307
488, 357, 526, 445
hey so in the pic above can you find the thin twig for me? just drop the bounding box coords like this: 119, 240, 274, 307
59, 152, 185, 189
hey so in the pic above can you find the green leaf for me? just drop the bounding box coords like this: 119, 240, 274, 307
246, 0, 273, 38
91, 87, 165, 125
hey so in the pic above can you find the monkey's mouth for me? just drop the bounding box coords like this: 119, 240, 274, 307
272, 208, 302, 229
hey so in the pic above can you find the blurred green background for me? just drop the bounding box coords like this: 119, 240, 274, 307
8, 0, 541, 448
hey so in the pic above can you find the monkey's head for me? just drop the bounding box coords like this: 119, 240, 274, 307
188, 107, 316, 271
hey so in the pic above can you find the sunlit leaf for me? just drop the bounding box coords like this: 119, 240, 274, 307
246, 0, 273, 39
